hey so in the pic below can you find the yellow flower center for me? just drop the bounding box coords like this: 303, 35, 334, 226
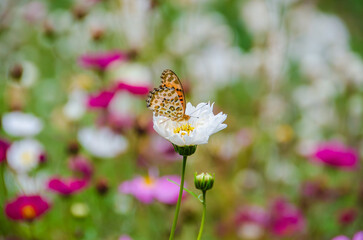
21, 205, 36, 220
143, 176, 155, 186
173, 123, 195, 136
21, 151, 33, 165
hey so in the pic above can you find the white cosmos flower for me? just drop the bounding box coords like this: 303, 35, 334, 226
2, 112, 43, 137
16, 173, 48, 194
78, 126, 128, 158
153, 102, 227, 146
7, 139, 44, 173
63, 90, 87, 121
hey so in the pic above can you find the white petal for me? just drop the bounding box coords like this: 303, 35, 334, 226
2, 112, 43, 137
151, 102, 227, 146
78, 127, 128, 158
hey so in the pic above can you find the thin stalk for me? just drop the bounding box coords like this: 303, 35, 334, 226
0, 164, 7, 200
27, 222, 35, 240
169, 155, 187, 240
196, 192, 206, 240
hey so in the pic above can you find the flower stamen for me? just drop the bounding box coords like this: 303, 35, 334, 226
173, 123, 195, 136
21, 205, 37, 220
143, 176, 155, 186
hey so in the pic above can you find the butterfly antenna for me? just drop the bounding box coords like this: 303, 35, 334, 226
188, 103, 208, 119
160, 118, 171, 125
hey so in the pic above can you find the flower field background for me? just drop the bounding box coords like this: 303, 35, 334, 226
1, 0, 363, 239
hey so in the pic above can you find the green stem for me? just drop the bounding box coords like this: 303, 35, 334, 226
0, 164, 7, 200
197, 192, 206, 240
27, 222, 35, 240
169, 155, 187, 240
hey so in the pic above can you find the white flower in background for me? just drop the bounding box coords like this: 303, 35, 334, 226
115, 0, 151, 49
78, 126, 128, 158
16, 173, 48, 194
109, 92, 138, 116
166, 12, 233, 55
186, 43, 244, 99
2, 112, 43, 137
7, 139, 44, 173
153, 102, 227, 146
241, 0, 270, 37
290, 8, 349, 59
63, 90, 87, 121
109, 62, 152, 87
237, 222, 264, 240
288, 5, 349, 82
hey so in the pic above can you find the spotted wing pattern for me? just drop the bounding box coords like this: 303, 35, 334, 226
146, 69, 190, 121
160, 69, 186, 112
146, 86, 185, 121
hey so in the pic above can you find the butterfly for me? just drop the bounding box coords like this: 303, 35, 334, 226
146, 69, 190, 121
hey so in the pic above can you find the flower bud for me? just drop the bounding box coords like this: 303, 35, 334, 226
10, 63, 23, 80
194, 172, 214, 192
173, 144, 197, 156
95, 178, 109, 195
70, 202, 89, 218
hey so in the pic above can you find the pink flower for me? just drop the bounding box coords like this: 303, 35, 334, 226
48, 177, 88, 195
269, 198, 305, 237
115, 82, 150, 96
333, 231, 363, 240
68, 156, 93, 180
88, 90, 115, 109
5, 195, 50, 221
311, 142, 359, 170
119, 175, 185, 204
333, 237, 351, 240
119, 235, 132, 240
78, 51, 128, 70
354, 232, 363, 240
235, 206, 269, 227
235, 205, 269, 239
0, 138, 10, 163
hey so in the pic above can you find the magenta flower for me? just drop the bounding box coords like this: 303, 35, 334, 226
119, 175, 185, 204
269, 198, 305, 237
333, 231, 363, 240
5, 195, 50, 221
48, 177, 88, 195
311, 141, 359, 170
78, 50, 128, 70
88, 90, 115, 109
115, 82, 150, 96
119, 235, 132, 240
68, 156, 93, 180
0, 138, 10, 163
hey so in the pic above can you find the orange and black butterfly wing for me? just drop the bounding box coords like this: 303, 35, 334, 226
160, 69, 186, 114
146, 86, 185, 120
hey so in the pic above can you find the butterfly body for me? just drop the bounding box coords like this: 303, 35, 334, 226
146, 69, 190, 122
